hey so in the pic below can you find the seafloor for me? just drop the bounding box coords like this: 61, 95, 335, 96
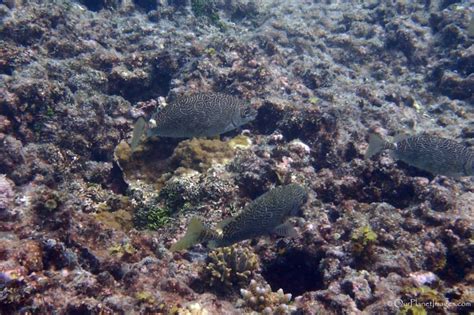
0, 0, 473, 314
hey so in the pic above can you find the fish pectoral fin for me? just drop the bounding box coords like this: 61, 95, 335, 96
170, 217, 205, 252
365, 133, 388, 159
393, 132, 410, 142
207, 240, 218, 249
216, 217, 233, 230
273, 222, 298, 238
130, 116, 147, 152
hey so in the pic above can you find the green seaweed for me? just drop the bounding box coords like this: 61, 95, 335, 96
109, 242, 136, 258
46, 106, 54, 117
399, 286, 446, 314
399, 304, 427, 315
145, 206, 171, 230
135, 291, 155, 304
351, 225, 378, 262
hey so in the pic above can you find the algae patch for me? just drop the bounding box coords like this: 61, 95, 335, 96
170, 138, 235, 172
95, 209, 133, 231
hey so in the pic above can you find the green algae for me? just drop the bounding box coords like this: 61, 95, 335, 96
135, 291, 155, 304
145, 206, 171, 230
399, 304, 427, 315
108, 242, 136, 258
351, 225, 378, 262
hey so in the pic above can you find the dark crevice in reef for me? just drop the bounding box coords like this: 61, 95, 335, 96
107, 50, 180, 103
78, 0, 111, 11
438, 246, 471, 285
91, 147, 110, 162
1, 64, 14, 76
109, 162, 128, 195
254, 102, 285, 135
107, 67, 172, 103
354, 167, 422, 208
395, 161, 434, 180
134, 0, 158, 12
261, 249, 324, 296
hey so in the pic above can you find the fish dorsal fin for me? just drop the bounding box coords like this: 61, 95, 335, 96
273, 221, 298, 238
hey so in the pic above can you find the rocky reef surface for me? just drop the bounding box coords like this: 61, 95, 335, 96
0, 0, 473, 314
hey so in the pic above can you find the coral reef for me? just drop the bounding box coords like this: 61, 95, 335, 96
0, 0, 472, 313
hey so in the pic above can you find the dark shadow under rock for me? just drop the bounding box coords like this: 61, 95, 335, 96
261, 249, 324, 297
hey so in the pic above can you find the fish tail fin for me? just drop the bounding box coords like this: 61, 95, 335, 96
170, 217, 209, 252
365, 133, 388, 159
130, 117, 147, 152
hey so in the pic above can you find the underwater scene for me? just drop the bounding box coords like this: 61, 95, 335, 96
0, 0, 473, 314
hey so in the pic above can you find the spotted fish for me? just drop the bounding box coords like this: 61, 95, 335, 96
130, 93, 257, 151
365, 133, 474, 177
170, 184, 308, 251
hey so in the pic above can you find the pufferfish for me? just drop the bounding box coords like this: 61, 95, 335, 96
170, 184, 309, 251
130, 93, 257, 150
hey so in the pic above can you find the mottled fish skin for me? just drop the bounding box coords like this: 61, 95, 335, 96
211, 184, 308, 248
393, 134, 474, 177
147, 93, 257, 138
169, 184, 308, 252
367, 133, 474, 177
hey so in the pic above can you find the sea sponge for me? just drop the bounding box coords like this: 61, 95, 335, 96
228, 135, 252, 150
203, 244, 260, 289
239, 279, 296, 314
